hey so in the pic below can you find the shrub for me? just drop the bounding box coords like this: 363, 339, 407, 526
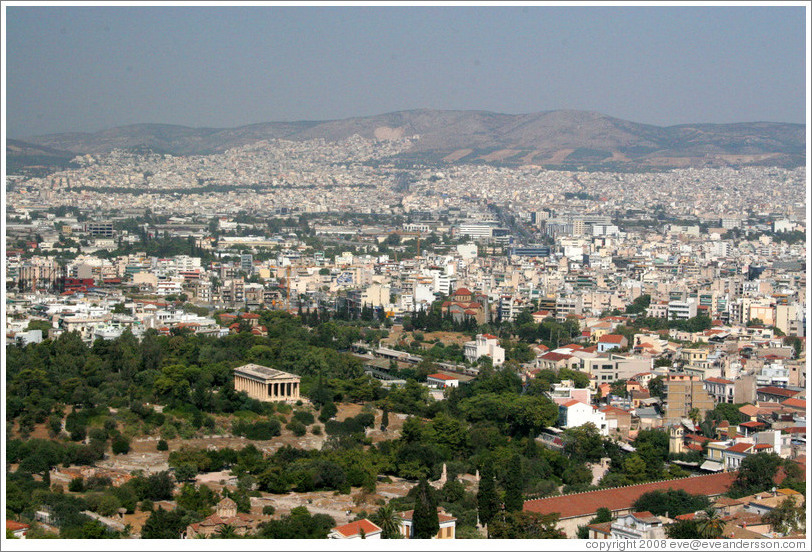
311, 425, 322, 436
68, 477, 85, 493
157, 439, 169, 451
293, 411, 315, 426
263, 505, 276, 516
86, 475, 113, 490
286, 420, 307, 437
88, 428, 108, 442
70, 427, 87, 442
319, 402, 337, 423
140, 499, 154, 512
232, 419, 282, 440
112, 435, 130, 455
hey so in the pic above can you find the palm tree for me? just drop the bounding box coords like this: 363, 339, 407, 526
215, 524, 238, 539
688, 408, 701, 427
696, 508, 726, 539
371, 503, 400, 539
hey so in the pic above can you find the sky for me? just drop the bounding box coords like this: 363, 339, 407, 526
4, 3, 808, 138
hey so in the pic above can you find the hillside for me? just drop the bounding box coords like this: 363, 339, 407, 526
15, 109, 805, 169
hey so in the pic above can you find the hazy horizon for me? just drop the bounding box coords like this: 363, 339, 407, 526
5, 4, 807, 138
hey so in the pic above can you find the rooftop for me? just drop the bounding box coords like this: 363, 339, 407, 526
233, 363, 299, 381
523, 472, 737, 519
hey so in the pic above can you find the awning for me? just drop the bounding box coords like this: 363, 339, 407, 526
700, 460, 724, 472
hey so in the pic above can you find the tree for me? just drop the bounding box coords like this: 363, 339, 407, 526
412, 478, 439, 538
111, 435, 130, 455
214, 524, 238, 539
632, 489, 710, 518
576, 507, 612, 538
648, 376, 666, 400
696, 507, 726, 539
665, 519, 702, 539
380, 407, 389, 431
763, 497, 805, 535
503, 454, 524, 512
370, 503, 400, 539
141, 506, 186, 539
477, 462, 499, 528
174, 463, 199, 483
730, 453, 782, 497
488, 511, 564, 539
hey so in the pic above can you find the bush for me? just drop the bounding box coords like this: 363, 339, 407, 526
232, 419, 282, 440
293, 410, 315, 426
286, 420, 307, 437
68, 477, 85, 492
319, 402, 338, 423
88, 428, 108, 442
96, 494, 121, 516
263, 505, 276, 516
86, 475, 113, 490
112, 435, 130, 455
70, 427, 87, 442
157, 439, 168, 451
311, 425, 322, 436
140, 499, 154, 512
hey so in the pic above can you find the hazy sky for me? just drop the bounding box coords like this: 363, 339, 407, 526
4, 4, 808, 137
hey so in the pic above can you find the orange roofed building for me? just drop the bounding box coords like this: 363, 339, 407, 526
328, 519, 383, 539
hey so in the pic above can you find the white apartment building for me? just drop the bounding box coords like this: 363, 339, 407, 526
558, 400, 608, 435
463, 334, 505, 366
668, 299, 698, 320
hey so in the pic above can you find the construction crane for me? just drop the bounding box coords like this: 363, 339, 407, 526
396, 232, 422, 259
286, 266, 291, 311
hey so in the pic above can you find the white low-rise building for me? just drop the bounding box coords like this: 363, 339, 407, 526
559, 400, 608, 435
463, 333, 505, 366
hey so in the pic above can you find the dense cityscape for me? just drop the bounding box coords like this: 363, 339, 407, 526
4, 133, 807, 541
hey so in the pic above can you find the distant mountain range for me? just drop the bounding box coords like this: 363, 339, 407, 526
9, 109, 806, 171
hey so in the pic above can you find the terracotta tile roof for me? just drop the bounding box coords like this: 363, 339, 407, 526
7, 520, 30, 531
705, 377, 734, 384
561, 399, 584, 408
523, 472, 737, 519
757, 387, 801, 398
781, 398, 806, 409
600, 406, 632, 417
726, 443, 754, 454
587, 521, 612, 535
540, 352, 572, 362
599, 334, 626, 343
427, 373, 458, 381
332, 519, 382, 537
740, 421, 765, 428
